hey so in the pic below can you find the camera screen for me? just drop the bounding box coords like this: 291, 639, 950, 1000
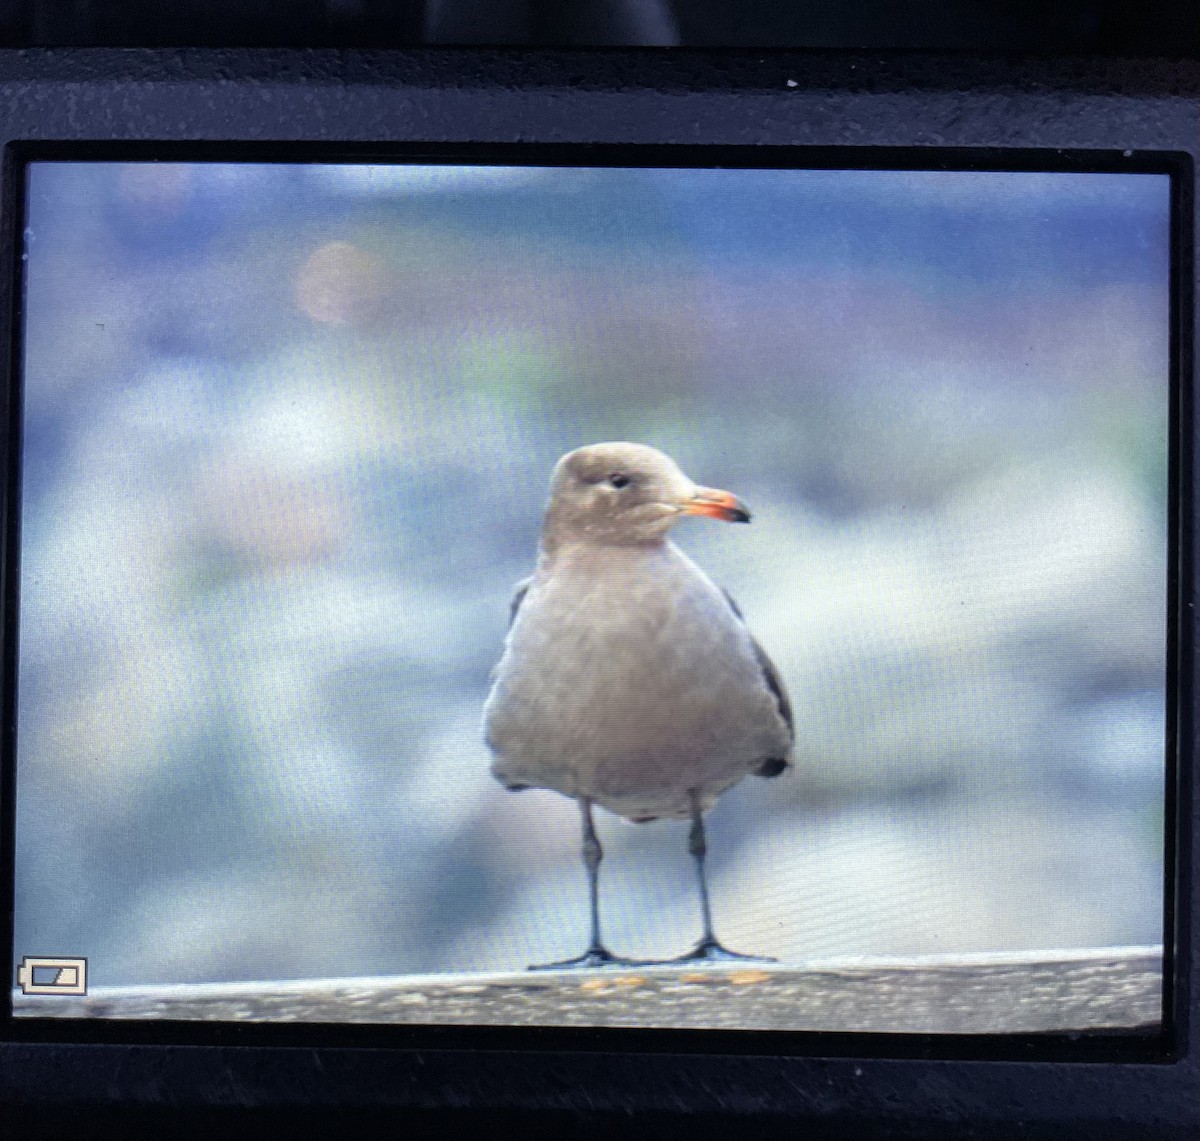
10, 161, 1171, 1034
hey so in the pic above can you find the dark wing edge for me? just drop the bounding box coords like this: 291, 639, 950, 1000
486, 577, 533, 690
722, 588, 795, 776
749, 635, 795, 742
508, 576, 533, 629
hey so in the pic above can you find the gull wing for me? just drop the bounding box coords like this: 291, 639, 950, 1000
486, 577, 534, 689
722, 588, 795, 771
508, 576, 533, 629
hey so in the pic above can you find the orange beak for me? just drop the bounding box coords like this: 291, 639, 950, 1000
680, 486, 751, 523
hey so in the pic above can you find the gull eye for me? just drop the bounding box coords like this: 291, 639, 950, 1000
607, 473, 631, 489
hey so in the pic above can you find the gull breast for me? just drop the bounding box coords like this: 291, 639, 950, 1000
484, 542, 790, 819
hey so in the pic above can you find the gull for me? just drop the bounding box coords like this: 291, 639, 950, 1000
483, 442, 793, 968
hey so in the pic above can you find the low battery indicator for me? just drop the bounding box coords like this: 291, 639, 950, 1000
16, 956, 87, 995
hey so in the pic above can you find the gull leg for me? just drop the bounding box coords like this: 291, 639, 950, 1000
671, 790, 776, 964
530, 797, 641, 970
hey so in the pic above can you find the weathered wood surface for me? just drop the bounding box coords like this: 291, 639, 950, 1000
13, 946, 1161, 1034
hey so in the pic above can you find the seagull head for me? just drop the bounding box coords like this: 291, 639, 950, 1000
542, 442, 750, 551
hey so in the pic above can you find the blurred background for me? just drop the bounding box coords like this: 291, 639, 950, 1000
13, 161, 1169, 990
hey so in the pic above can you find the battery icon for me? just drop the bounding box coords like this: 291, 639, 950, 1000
16, 956, 87, 996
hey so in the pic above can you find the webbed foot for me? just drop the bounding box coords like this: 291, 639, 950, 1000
669, 938, 776, 965
530, 946, 645, 970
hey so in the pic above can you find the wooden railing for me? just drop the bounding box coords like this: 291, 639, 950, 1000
13, 945, 1161, 1033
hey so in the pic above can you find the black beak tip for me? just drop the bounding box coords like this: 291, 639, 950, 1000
732, 507, 751, 523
